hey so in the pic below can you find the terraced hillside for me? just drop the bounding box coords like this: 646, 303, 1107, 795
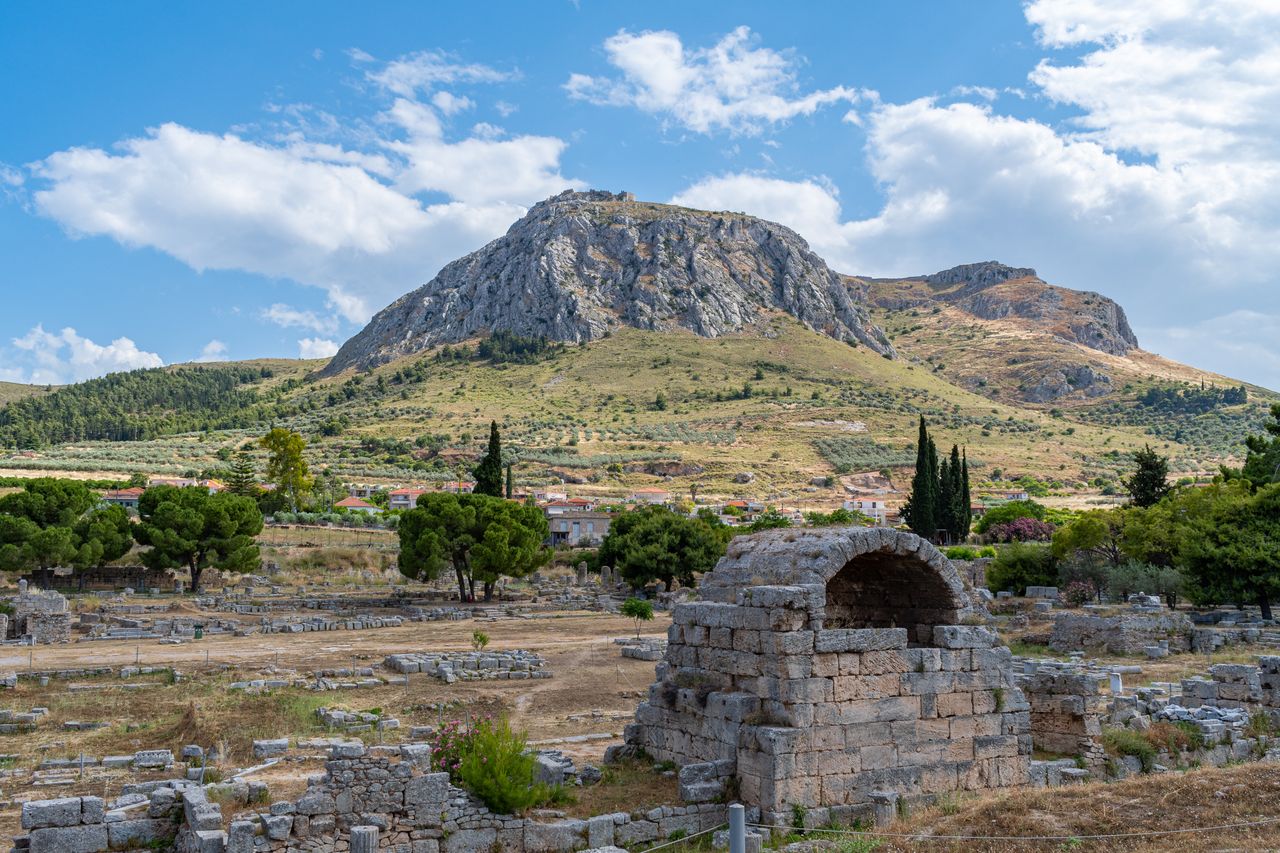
0, 319, 1263, 505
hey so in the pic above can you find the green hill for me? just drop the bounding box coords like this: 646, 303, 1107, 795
0, 319, 1269, 503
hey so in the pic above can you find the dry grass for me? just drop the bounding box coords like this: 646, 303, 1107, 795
869, 763, 1280, 852
560, 757, 680, 819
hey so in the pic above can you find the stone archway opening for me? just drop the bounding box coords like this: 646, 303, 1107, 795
824, 551, 964, 644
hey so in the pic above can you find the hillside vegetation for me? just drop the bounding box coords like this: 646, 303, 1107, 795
0, 319, 1258, 502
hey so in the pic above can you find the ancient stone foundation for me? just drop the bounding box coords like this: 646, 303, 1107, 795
1049, 611, 1191, 656
622, 527, 1031, 824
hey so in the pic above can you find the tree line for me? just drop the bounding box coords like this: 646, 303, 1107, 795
0, 477, 262, 591
988, 403, 1280, 617
901, 417, 972, 542
0, 365, 285, 448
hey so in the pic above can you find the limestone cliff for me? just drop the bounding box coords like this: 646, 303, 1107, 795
859, 261, 1140, 356
324, 190, 893, 375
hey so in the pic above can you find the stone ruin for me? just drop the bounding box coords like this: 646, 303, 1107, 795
8, 582, 71, 644
620, 527, 1031, 825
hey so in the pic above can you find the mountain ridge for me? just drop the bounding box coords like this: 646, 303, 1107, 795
323, 190, 893, 375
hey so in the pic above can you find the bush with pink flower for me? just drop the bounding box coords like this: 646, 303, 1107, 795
1062, 579, 1097, 607
986, 517, 1055, 543
428, 715, 556, 814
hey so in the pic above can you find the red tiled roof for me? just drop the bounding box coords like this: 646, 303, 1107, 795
335, 496, 377, 509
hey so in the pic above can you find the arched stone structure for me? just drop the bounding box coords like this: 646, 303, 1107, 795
621, 526, 1029, 826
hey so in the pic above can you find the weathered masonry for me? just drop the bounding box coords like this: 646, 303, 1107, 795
622, 527, 1031, 825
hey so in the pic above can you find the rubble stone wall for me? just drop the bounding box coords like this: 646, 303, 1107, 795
1048, 612, 1191, 656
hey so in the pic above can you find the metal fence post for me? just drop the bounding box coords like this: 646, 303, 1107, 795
729, 803, 746, 853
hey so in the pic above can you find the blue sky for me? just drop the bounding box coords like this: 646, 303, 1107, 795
2, 1, 1278, 389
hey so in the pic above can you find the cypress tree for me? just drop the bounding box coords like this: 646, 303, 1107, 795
505, 463, 513, 500
959, 448, 972, 538
938, 455, 953, 539
472, 421, 504, 497
903, 417, 938, 538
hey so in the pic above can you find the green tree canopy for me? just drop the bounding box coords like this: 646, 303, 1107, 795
597, 505, 724, 591
1176, 481, 1280, 619
974, 500, 1047, 534
71, 504, 134, 569
259, 428, 313, 511
902, 417, 938, 538
133, 486, 263, 591
1123, 444, 1172, 507
397, 492, 549, 601
472, 421, 504, 497
0, 478, 97, 528
1230, 402, 1280, 490
1052, 508, 1129, 567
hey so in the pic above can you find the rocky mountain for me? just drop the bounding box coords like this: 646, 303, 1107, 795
857, 261, 1139, 356
324, 190, 893, 375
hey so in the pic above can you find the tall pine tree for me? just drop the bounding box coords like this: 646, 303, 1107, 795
472, 421, 504, 497
227, 449, 257, 496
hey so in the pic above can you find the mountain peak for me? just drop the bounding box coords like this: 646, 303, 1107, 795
323, 191, 893, 374
922, 261, 1038, 291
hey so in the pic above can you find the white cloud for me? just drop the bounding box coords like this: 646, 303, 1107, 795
298, 337, 340, 359
369, 50, 516, 97
28, 49, 581, 325
431, 91, 474, 115
669, 4, 1280, 387
5, 324, 163, 384
195, 340, 228, 362
566, 26, 865, 135
1139, 311, 1280, 393
261, 303, 339, 335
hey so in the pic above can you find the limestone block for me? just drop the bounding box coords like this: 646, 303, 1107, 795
22, 798, 83, 830
814, 628, 908, 654
587, 814, 617, 848
444, 828, 497, 853
29, 824, 109, 853
106, 818, 170, 848
933, 625, 998, 649
524, 819, 587, 852
860, 650, 913, 675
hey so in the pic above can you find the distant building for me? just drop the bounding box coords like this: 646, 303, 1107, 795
442, 481, 475, 494
334, 496, 382, 514
347, 483, 383, 499
630, 487, 672, 505
547, 511, 612, 546
100, 487, 144, 510
843, 498, 888, 525
147, 477, 224, 494
388, 487, 428, 511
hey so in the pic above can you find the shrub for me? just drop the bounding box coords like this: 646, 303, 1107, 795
1102, 728, 1156, 772
945, 546, 979, 560
985, 517, 1056, 543
978, 546, 997, 558
1145, 721, 1204, 754
620, 597, 655, 639
1062, 579, 1097, 607
974, 500, 1046, 534
471, 630, 490, 651
456, 718, 552, 815
985, 542, 1056, 596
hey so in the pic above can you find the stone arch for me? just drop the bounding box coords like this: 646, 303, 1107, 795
823, 549, 966, 643
698, 527, 974, 641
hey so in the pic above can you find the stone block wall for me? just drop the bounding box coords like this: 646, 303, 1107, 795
1022, 670, 1107, 766
626, 583, 1030, 823
1048, 612, 1191, 655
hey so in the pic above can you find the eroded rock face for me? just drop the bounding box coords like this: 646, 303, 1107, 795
860, 261, 1140, 356
324, 190, 893, 375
